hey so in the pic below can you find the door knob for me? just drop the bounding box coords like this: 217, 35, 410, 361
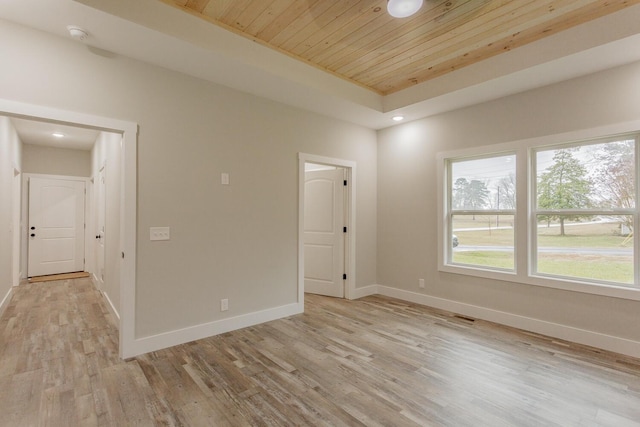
30, 226, 35, 230
30, 233, 35, 237
96, 235, 101, 239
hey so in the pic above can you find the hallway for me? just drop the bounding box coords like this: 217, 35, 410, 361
0, 278, 120, 425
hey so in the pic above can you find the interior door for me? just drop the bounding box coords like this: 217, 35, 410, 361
28, 177, 86, 277
304, 168, 345, 298
95, 167, 106, 288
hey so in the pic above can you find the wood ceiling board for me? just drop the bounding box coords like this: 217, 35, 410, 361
318, 0, 474, 72
162, 0, 640, 95
244, 0, 297, 36
288, 0, 379, 58
346, 0, 569, 82
335, 0, 498, 78
255, 0, 321, 42
265, 1, 336, 47
361, 0, 581, 88
185, 0, 208, 13
374, 0, 635, 93
305, 8, 391, 65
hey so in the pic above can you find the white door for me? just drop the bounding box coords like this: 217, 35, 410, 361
28, 177, 86, 277
95, 167, 106, 288
304, 168, 345, 298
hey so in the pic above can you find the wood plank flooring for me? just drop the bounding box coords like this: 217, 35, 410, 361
1, 278, 639, 426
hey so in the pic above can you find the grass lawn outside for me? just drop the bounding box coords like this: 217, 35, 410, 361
451, 218, 634, 283
452, 251, 514, 270
537, 254, 633, 284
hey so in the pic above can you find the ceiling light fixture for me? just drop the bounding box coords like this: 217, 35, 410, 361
52, 132, 65, 138
392, 115, 404, 122
67, 25, 89, 41
387, 0, 424, 18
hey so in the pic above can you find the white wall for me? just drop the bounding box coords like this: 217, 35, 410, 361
91, 132, 122, 316
377, 60, 640, 353
22, 144, 91, 177
0, 20, 377, 342
0, 116, 23, 312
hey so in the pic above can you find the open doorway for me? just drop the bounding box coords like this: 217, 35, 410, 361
0, 98, 137, 359
298, 153, 356, 303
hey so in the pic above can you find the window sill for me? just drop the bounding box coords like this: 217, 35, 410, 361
439, 263, 640, 301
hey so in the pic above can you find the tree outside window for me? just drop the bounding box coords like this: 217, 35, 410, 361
534, 139, 636, 284
537, 149, 592, 236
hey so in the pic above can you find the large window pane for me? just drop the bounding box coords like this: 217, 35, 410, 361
536, 140, 635, 210
443, 132, 639, 293
451, 155, 516, 211
452, 214, 514, 270
536, 215, 634, 284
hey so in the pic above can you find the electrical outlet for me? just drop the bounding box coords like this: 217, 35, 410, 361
220, 298, 229, 312
221, 173, 230, 185
419, 278, 425, 288
150, 227, 170, 241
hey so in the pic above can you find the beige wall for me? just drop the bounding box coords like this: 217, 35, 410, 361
0, 20, 377, 338
377, 60, 640, 343
22, 144, 91, 177
0, 116, 23, 305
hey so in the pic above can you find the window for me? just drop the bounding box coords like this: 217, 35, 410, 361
447, 154, 516, 271
439, 128, 640, 299
533, 138, 636, 285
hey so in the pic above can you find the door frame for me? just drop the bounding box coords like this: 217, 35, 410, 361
12, 165, 21, 287
1, 98, 137, 359
298, 153, 356, 302
23, 174, 90, 277
93, 163, 107, 291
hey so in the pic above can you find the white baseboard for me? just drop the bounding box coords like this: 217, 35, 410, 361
0, 286, 14, 318
128, 302, 304, 358
374, 285, 640, 359
89, 274, 120, 325
351, 284, 379, 299
102, 291, 120, 322
122, 282, 640, 359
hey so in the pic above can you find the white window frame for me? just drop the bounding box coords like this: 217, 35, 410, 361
530, 136, 638, 287
437, 120, 640, 302
446, 152, 517, 272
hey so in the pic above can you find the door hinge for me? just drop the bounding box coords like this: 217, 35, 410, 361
343, 180, 347, 186
343, 274, 347, 280
343, 226, 347, 233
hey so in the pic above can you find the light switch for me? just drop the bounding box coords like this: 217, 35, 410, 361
150, 226, 170, 241
221, 173, 230, 185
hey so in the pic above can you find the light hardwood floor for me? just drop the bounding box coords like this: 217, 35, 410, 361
1, 278, 639, 426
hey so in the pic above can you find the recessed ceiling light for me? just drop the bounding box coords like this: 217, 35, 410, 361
387, 0, 424, 18
392, 116, 404, 122
52, 132, 65, 138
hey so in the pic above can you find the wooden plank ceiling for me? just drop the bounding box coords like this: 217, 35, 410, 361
161, 0, 639, 95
